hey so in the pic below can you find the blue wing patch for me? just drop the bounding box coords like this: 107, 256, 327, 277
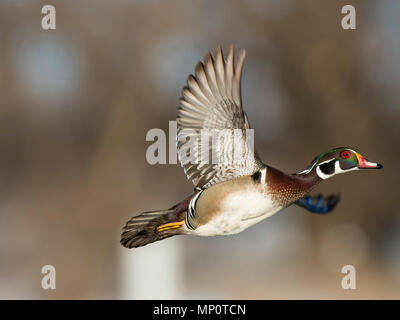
295, 193, 340, 214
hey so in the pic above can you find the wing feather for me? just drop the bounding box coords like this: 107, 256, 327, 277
177, 45, 264, 189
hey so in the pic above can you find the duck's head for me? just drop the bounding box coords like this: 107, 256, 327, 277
300, 147, 383, 180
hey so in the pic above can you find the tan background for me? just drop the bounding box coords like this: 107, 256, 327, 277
0, 0, 399, 299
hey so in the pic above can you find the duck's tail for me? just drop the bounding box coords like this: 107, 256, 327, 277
120, 207, 187, 249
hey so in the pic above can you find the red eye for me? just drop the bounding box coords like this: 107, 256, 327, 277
341, 151, 351, 159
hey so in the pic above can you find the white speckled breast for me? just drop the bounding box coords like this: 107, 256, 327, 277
188, 183, 282, 236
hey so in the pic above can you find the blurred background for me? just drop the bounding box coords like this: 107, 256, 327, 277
0, 0, 399, 299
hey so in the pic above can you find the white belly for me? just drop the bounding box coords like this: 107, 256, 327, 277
192, 190, 282, 236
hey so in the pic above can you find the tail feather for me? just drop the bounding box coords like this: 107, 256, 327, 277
120, 209, 186, 249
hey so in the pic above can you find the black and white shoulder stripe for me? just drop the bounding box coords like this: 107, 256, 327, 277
186, 190, 204, 230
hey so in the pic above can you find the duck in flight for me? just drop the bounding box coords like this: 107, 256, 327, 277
120, 45, 383, 249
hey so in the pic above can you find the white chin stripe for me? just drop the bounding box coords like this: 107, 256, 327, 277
316, 165, 331, 180
335, 161, 345, 174
314, 159, 335, 180
316, 161, 359, 179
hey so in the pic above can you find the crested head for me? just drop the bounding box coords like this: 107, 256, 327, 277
299, 147, 383, 180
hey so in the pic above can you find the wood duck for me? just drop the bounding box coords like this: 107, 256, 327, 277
121, 45, 383, 249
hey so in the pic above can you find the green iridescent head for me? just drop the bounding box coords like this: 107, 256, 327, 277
300, 147, 383, 179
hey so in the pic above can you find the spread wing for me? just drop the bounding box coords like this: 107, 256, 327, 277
177, 45, 264, 189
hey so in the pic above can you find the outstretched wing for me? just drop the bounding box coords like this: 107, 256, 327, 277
177, 45, 264, 189
295, 193, 341, 214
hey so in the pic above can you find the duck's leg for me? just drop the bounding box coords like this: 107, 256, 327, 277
295, 193, 340, 214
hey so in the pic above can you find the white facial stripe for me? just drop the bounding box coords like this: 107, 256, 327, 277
319, 159, 334, 166
300, 158, 334, 175
298, 159, 332, 174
